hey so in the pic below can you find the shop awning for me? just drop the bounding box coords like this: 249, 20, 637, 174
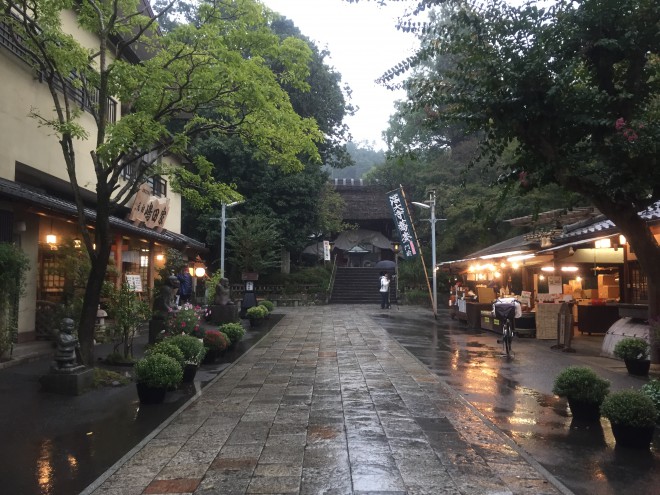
0, 177, 207, 252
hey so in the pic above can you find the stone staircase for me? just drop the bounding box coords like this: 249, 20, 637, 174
330, 267, 395, 304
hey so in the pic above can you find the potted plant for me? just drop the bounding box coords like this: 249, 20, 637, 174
601, 390, 657, 449
202, 330, 229, 363
220, 322, 246, 345
613, 337, 650, 376
166, 334, 206, 382
641, 379, 660, 424
552, 366, 610, 421
259, 300, 274, 316
246, 305, 268, 326
165, 304, 202, 336
134, 353, 183, 404
146, 341, 185, 369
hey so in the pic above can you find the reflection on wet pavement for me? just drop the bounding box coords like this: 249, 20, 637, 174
376, 307, 659, 495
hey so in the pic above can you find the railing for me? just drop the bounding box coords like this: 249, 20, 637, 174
0, 19, 117, 123
327, 254, 338, 303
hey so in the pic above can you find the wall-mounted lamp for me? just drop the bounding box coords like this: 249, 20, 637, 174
541, 266, 555, 272
568, 246, 575, 255
619, 235, 627, 245
539, 274, 545, 281
156, 254, 164, 261
46, 234, 57, 245
561, 266, 579, 272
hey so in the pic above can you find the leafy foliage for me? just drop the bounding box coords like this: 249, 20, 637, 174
165, 304, 202, 336
0, 243, 29, 356
601, 390, 657, 428
552, 366, 610, 404
219, 322, 245, 344
613, 338, 651, 361
147, 341, 185, 368
246, 305, 268, 320
105, 283, 151, 360
225, 214, 282, 274
258, 300, 275, 312
167, 334, 206, 365
641, 380, 660, 423
134, 353, 183, 389
203, 330, 229, 353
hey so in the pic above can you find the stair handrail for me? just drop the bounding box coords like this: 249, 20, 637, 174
326, 253, 338, 303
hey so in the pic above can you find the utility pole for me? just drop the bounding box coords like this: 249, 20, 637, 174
210, 201, 242, 276
412, 191, 446, 318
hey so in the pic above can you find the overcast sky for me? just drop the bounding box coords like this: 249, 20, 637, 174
261, 0, 420, 150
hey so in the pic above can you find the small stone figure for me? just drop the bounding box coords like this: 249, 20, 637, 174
214, 278, 234, 305
53, 318, 80, 370
155, 274, 180, 317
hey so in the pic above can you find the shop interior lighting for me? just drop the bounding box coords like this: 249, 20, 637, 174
619, 235, 626, 245
511, 262, 520, 270
46, 234, 57, 244
595, 238, 611, 249
539, 274, 545, 281
576, 276, 582, 282
541, 266, 555, 272
480, 250, 525, 260
561, 266, 579, 272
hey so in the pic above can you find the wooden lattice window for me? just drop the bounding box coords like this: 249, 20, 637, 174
630, 265, 648, 305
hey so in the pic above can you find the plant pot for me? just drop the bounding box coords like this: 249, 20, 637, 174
567, 398, 602, 421
202, 349, 219, 364
249, 318, 262, 327
610, 423, 655, 449
182, 363, 198, 383
136, 382, 167, 404
624, 359, 650, 376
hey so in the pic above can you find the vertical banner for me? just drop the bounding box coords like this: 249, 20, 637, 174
387, 188, 419, 259
323, 240, 331, 261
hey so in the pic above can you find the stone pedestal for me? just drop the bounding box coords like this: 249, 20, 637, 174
210, 304, 239, 325
40, 367, 94, 396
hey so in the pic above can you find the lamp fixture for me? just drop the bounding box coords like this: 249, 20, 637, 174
541, 266, 555, 272
73, 238, 82, 249
561, 266, 579, 272
595, 238, 611, 249
156, 254, 164, 261
46, 234, 57, 245
195, 267, 206, 277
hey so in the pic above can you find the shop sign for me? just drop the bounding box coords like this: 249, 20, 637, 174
387, 188, 418, 259
323, 240, 331, 261
128, 187, 170, 231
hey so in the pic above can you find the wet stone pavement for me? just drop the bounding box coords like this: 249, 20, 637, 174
85, 306, 566, 495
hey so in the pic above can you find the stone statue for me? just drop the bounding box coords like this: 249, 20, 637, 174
154, 274, 180, 317
214, 277, 234, 305
53, 318, 80, 370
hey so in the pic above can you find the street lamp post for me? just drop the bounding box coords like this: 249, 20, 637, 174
412, 191, 446, 317
211, 201, 242, 277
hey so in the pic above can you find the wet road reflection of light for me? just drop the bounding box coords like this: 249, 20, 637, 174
37, 439, 53, 494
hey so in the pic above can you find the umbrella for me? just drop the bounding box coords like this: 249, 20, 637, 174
374, 260, 396, 269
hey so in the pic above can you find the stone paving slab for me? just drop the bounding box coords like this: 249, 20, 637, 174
85, 306, 570, 495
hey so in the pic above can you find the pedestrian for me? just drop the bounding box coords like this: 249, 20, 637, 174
386, 273, 392, 309
379, 271, 390, 309
177, 267, 193, 305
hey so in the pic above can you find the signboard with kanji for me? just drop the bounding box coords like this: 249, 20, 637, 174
128, 187, 170, 231
387, 188, 419, 259
125, 274, 143, 292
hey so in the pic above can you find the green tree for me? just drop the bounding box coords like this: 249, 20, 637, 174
381, 0, 660, 359
1, 0, 322, 363
225, 214, 281, 275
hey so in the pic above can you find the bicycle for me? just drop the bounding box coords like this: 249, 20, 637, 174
493, 298, 521, 356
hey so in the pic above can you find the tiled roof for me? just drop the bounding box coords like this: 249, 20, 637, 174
0, 177, 206, 250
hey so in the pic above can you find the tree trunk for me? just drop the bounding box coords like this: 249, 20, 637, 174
595, 202, 660, 363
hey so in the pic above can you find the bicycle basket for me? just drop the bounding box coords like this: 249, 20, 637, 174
493, 303, 517, 321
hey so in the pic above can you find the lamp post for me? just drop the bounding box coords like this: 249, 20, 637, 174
391, 241, 400, 303
412, 191, 446, 317
211, 200, 242, 277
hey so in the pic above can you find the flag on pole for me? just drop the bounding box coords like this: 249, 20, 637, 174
387, 188, 419, 259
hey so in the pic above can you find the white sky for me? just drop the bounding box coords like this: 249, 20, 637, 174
262, 0, 419, 150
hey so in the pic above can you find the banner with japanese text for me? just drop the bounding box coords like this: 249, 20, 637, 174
387, 188, 419, 259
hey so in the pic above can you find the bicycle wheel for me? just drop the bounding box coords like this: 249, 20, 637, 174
502, 321, 512, 356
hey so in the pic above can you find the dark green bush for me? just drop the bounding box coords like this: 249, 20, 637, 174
601, 390, 657, 427
167, 334, 206, 365
259, 300, 275, 312
147, 341, 185, 368
613, 338, 650, 361
552, 366, 610, 404
134, 353, 182, 389
220, 322, 245, 344
641, 379, 660, 423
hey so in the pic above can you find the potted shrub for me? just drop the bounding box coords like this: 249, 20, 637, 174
601, 390, 657, 449
613, 337, 650, 376
220, 322, 246, 345
146, 341, 185, 369
552, 366, 610, 421
246, 305, 268, 326
202, 330, 229, 363
259, 300, 274, 315
134, 353, 183, 404
166, 334, 206, 382
165, 304, 202, 336
641, 379, 660, 424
